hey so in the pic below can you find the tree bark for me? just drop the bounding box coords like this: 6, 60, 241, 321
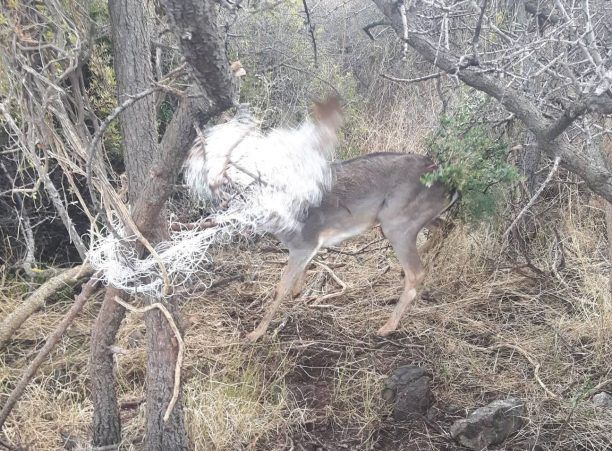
160, 0, 234, 111
145, 301, 187, 450
108, 0, 159, 203
91, 287, 127, 447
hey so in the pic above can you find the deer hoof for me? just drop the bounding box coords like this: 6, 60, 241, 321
245, 330, 263, 343
377, 323, 396, 337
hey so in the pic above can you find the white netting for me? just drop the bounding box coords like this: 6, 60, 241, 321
184, 104, 336, 234
88, 104, 339, 297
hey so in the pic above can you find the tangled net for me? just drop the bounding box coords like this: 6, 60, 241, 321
88, 102, 340, 297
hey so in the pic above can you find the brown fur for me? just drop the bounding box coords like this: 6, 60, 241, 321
246, 151, 455, 341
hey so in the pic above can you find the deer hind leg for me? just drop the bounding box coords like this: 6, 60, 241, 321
246, 247, 318, 342
377, 226, 424, 337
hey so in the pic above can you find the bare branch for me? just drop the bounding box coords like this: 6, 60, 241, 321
0, 264, 93, 350
370, 0, 612, 202
0, 276, 100, 429
503, 156, 561, 238
0, 103, 88, 259
363, 19, 390, 40
471, 0, 488, 62
381, 71, 444, 83
302, 0, 319, 66
85, 64, 188, 213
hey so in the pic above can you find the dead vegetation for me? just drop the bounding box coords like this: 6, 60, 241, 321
1, 0, 611, 448
1, 182, 610, 449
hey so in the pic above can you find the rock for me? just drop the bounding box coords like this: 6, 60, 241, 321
592, 392, 612, 409
450, 398, 526, 450
382, 365, 434, 420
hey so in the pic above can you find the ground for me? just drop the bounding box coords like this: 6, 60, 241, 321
1, 203, 611, 450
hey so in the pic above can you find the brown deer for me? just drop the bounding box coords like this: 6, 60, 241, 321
245, 99, 456, 342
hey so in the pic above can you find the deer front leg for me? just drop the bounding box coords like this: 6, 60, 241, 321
292, 270, 307, 298
245, 284, 292, 342
246, 249, 316, 342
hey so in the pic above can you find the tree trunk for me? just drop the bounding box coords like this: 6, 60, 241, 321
107, 0, 159, 202
91, 287, 127, 447
145, 301, 188, 450
91, 0, 236, 446
92, 0, 187, 447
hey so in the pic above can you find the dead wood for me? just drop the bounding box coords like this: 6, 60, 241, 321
0, 276, 100, 429
0, 264, 93, 351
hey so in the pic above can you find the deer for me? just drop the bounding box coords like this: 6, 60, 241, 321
243, 98, 456, 342
184, 97, 456, 342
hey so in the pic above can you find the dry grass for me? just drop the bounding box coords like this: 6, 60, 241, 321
1, 188, 611, 450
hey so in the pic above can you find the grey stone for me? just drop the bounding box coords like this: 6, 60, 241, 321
450, 398, 526, 450
382, 365, 434, 420
592, 392, 612, 409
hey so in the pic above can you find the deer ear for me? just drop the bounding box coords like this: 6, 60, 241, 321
312, 96, 342, 123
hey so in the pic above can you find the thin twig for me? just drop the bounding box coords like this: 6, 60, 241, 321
85, 63, 187, 212
0, 160, 36, 275
112, 296, 184, 422
551, 378, 612, 451
380, 72, 444, 84
85, 87, 157, 207
309, 261, 347, 306
0, 103, 87, 259
327, 238, 388, 256
504, 155, 561, 238
471, 0, 488, 62
363, 19, 389, 41
280, 64, 341, 96
491, 342, 560, 399
169, 219, 217, 232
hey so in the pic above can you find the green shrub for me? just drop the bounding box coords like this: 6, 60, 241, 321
421, 105, 520, 224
